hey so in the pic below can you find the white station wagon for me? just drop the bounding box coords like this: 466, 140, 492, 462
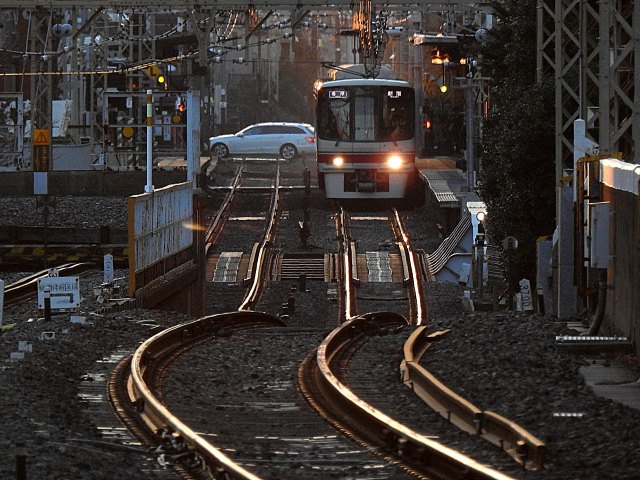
209, 122, 316, 160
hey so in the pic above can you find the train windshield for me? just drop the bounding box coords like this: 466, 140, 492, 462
317, 85, 414, 142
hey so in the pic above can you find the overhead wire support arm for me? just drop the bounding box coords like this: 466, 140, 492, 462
187, 10, 218, 66
245, 10, 274, 41
0, 0, 495, 7
289, 9, 311, 29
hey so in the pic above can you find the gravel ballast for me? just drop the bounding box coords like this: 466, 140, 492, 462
1, 181, 639, 479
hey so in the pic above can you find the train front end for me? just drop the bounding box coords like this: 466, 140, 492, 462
315, 78, 416, 199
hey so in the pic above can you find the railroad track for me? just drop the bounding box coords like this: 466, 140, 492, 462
271, 252, 335, 282
110, 158, 541, 479
3, 262, 97, 305
116, 170, 427, 478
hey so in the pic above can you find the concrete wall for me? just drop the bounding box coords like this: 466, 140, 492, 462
0, 170, 189, 197
599, 159, 640, 357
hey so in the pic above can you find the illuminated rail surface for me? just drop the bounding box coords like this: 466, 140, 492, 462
146, 163, 417, 478
0, 154, 524, 478
0, 158, 518, 478
122, 156, 516, 479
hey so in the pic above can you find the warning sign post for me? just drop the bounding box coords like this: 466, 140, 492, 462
32, 129, 51, 172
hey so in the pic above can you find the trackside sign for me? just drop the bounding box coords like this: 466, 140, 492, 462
37, 277, 81, 310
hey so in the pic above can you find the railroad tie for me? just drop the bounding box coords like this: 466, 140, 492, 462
366, 251, 393, 282
212, 252, 243, 282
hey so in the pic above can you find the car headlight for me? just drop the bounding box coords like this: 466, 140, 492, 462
332, 157, 344, 167
387, 155, 403, 169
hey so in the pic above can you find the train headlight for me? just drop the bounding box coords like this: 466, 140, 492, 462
387, 155, 403, 170
332, 157, 344, 167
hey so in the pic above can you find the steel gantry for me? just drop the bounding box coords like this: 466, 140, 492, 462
0, 1, 493, 169
537, 0, 639, 181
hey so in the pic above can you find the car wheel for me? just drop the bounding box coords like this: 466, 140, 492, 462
211, 143, 229, 158
280, 144, 297, 160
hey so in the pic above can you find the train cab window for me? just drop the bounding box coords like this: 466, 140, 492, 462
386, 113, 409, 141
318, 89, 350, 141
382, 89, 414, 142
354, 93, 376, 142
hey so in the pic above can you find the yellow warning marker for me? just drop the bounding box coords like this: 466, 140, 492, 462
33, 129, 50, 145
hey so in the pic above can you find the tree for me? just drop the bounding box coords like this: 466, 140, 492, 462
477, 0, 556, 284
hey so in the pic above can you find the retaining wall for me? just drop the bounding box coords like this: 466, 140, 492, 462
0, 170, 188, 197
599, 159, 640, 357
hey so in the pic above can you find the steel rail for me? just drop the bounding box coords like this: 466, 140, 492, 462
337, 206, 356, 321
238, 162, 281, 311
128, 311, 285, 480
203, 165, 244, 255
314, 314, 516, 480
391, 207, 427, 325
401, 326, 546, 471
3, 262, 96, 304
315, 207, 512, 478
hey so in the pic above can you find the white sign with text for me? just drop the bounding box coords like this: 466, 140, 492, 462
37, 277, 80, 310
104, 254, 114, 283
519, 278, 534, 311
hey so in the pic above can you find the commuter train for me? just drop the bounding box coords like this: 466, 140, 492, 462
315, 66, 417, 199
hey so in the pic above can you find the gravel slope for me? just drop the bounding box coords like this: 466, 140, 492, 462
1, 175, 639, 479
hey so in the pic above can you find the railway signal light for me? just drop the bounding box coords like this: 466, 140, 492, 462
146, 64, 167, 89
175, 95, 185, 113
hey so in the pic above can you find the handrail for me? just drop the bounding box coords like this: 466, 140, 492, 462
426, 214, 471, 275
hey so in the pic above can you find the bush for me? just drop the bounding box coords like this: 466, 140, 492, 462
477, 0, 556, 283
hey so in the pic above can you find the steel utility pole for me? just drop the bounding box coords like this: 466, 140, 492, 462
465, 63, 475, 191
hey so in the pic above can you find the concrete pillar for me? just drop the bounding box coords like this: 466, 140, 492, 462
536, 236, 553, 315
556, 179, 577, 319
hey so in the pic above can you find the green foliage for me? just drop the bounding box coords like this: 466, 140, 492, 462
477, 0, 556, 282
